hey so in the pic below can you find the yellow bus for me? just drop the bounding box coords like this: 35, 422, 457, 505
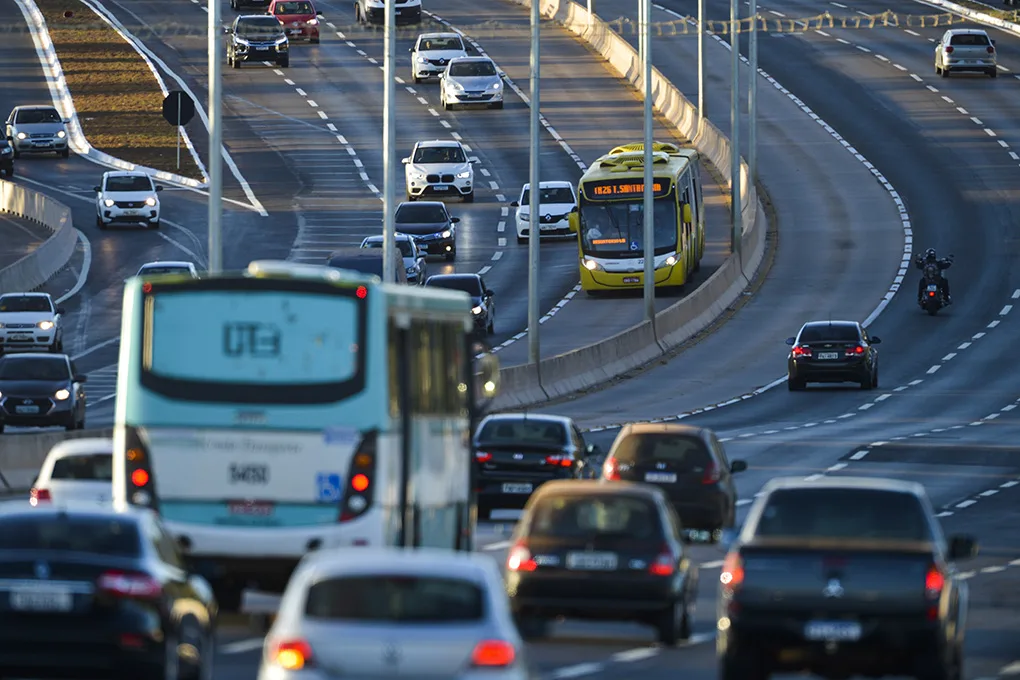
576, 142, 705, 294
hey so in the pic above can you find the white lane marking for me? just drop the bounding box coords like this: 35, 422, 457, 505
307, 100, 318, 108
894, 64, 908, 71
1001, 304, 1013, 315
295, 87, 306, 96
905, 29, 920, 36
850, 450, 869, 460
942, 353, 956, 361
611, 648, 660, 663
481, 540, 511, 551
910, 73, 923, 82
220, 638, 265, 655
549, 663, 603, 679
957, 106, 969, 115
942, 95, 954, 104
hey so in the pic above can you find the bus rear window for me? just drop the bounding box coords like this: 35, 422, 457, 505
304, 575, 484, 622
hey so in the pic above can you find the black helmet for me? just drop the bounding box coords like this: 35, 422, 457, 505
924, 248, 937, 260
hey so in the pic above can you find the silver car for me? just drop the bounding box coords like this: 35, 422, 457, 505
360, 233, 427, 285
257, 547, 533, 680
5, 105, 70, 158
440, 57, 504, 110
935, 28, 997, 78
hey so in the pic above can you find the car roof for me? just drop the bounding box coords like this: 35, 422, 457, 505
428, 273, 480, 281
620, 422, 709, 437
948, 28, 988, 34
416, 139, 462, 148
296, 546, 500, 581
479, 413, 572, 427
104, 170, 151, 179
450, 56, 493, 63
46, 438, 114, 458
800, 320, 858, 329
139, 261, 193, 268
0, 352, 67, 361
397, 200, 446, 210
0, 292, 51, 299
13, 105, 58, 112
760, 475, 925, 497
417, 32, 462, 40
531, 479, 666, 501
362, 233, 412, 243
521, 181, 575, 191
239, 13, 280, 19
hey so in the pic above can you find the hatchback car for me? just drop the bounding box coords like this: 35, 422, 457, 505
0, 353, 87, 433
0, 138, 13, 177
935, 28, 996, 78
5, 105, 69, 158
403, 140, 476, 202
30, 438, 113, 507
226, 14, 290, 68
135, 261, 200, 278
440, 57, 504, 110
473, 413, 602, 520
360, 233, 426, 285
511, 181, 579, 243
425, 273, 494, 334
410, 32, 468, 83
0, 505, 217, 680
258, 547, 529, 680
600, 423, 746, 540
94, 171, 162, 230
0, 292, 65, 353
269, 0, 322, 42
787, 320, 881, 390
394, 200, 459, 260
506, 480, 697, 645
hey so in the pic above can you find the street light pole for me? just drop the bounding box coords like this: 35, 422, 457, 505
642, 0, 654, 321
527, 0, 541, 364
207, 0, 222, 273
729, 0, 741, 260
382, 0, 397, 284
697, 0, 705, 132
748, 0, 759, 186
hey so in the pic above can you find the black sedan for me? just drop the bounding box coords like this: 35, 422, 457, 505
786, 320, 881, 391
0, 353, 86, 433
0, 505, 217, 679
425, 273, 495, 334
394, 200, 460, 261
506, 480, 698, 646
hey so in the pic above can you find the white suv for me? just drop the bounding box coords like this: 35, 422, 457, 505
402, 140, 476, 202
410, 32, 467, 83
355, 0, 421, 25
0, 292, 65, 353
94, 171, 163, 230
511, 181, 578, 243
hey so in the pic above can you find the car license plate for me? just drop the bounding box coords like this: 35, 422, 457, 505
623, 276, 640, 284
10, 587, 73, 612
817, 351, 839, 360
228, 500, 274, 516
566, 552, 618, 570
804, 620, 862, 642
501, 483, 533, 494
433, 184, 449, 191
926, 285, 938, 292
645, 472, 677, 483
15, 405, 40, 414
124, 210, 140, 215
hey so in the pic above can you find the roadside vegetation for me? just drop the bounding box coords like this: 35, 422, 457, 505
34, 0, 202, 180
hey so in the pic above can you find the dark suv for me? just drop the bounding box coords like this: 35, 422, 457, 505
0, 353, 87, 433
226, 15, 289, 68
787, 320, 882, 391
600, 423, 746, 541
424, 273, 495, 335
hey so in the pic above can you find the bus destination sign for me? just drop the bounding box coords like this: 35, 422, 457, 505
586, 179, 670, 198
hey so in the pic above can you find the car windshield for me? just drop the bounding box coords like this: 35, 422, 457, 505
237, 18, 284, 36
753, 488, 932, 541
52, 454, 113, 481
396, 204, 447, 223
275, 1, 313, 13
950, 33, 989, 45
427, 276, 481, 296
611, 433, 713, 473
579, 196, 678, 256
798, 324, 860, 343
449, 61, 497, 77
106, 175, 153, 192
0, 356, 69, 381
0, 516, 141, 556
528, 495, 662, 541
419, 37, 463, 51
139, 266, 189, 276
363, 240, 413, 257
305, 575, 484, 622
15, 108, 61, 124
477, 418, 567, 447
521, 187, 575, 205
413, 146, 466, 164
0, 296, 51, 313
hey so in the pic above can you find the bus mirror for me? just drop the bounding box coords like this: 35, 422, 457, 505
568, 214, 580, 233
682, 203, 692, 223
475, 351, 500, 400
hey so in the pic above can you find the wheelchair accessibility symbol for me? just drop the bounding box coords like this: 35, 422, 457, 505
630, 241, 640, 251
316, 473, 343, 502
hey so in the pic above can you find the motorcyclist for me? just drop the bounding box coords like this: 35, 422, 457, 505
915, 248, 952, 305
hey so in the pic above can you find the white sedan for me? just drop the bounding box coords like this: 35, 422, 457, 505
94, 171, 162, 230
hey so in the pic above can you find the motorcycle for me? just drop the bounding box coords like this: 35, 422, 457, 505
918, 255, 953, 316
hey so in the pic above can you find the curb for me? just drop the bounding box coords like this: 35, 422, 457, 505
0, 179, 77, 295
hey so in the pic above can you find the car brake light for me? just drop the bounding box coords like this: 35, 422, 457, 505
791, 345, 811, 357
270, 639, 314, 670
97, 570, 163, 599
602, 455, 621, 481
476, 451, 492, 463
545, 455, 573, 467
845, 345, 864, 356
929, 291, 936, 297
649, 545, 675, 576
507, 541, 537, 572
701, 462, 720, 484
720, 553, 744, 594
925, 565, 945, 598
945, 45, 954, 53
471, 640, 515, 667
29, 488, 51, 506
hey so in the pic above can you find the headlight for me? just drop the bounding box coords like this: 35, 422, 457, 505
451, 81, 465, 91
441, 230, 452, 238
57, 130, 66, 139
456, 170, 471, 179
665, 255, 678, 267
519, 212, 530, 221
236, 37, 250, 46
16, 132, 26, 140
488, 82, 502, 90
103, 199, 115, 207
406, 267, 417, 275
37, 320, 54, 330
0, 390, 3, 398
583, 257, 604, 271
307, 18, 318, 25
416, 56, 427, 63
54, 389, 70, 401
472, 305, 483, 315
145, 196, 157, 207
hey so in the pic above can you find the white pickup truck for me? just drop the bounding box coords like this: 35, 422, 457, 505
0, 292, 65, 353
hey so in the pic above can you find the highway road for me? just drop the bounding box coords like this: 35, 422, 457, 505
0, 212, 52, 270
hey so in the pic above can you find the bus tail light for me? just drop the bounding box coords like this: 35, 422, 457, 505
339, 431, 378, 522
121, 426, 159, 512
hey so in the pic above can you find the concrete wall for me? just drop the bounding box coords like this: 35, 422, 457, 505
0, 179, 77, 294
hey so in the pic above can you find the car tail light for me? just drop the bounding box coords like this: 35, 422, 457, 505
507, 541, 537, 572
602, 455, 621, 481
701, 462, 720, 485
929, 290, 936, 298
471, 640, 516, 667
945, 45, 954, 53
791, 345, 811, 357
29, 488, 51, 506
340, 431, 378, 522
925, 565, 945, 598
845, 345, 864, 357
720, 552, 744, 595
545, 454, 573, 468
987, 45, 995, 53
649, 545, 675, 576
121, 426, 159, 512
475, 451, 492, 463
97, 570, 163, 599
268, 639, 314, 670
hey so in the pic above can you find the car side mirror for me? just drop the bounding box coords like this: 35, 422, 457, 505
56, 307, 66, 315
470, 159, 479, 163
992, 39, 996, 45
510, 201, 519, 207
785, 336, 796, 345
75, 375, 87, 383
485, 289, 494, 297
223, 25, 232, 34
62, 119, 70, 125
730, 460, 747, 473
401, 157, 410, 164
316, 9, 323, 14
93, 185, 101, 192
585, 442, 602, 457
948, 534, 978, 560
155, 186, 163, 192
869, 336, 881, 344
408, 47, 413, 52
450, 217, 460, 223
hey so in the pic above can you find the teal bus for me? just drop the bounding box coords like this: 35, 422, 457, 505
111, 261, 498, 609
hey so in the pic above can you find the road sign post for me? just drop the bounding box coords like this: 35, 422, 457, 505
161, 90, 196, 172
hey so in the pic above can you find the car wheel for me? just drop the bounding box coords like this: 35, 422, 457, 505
655, 598, 684, 646
310, 37, 320, 44
233, 57, 241, 69
96, 216, 107, 230
12, 149, 20, 159
487, 318, 494, 335
859, 370, 874, 390
989, 67, 998, 78
151, 220, 161, 230
915, 643, 962, 680
935, 62, 941, 75
0, 421, 5, 433
462, 191, 474, 203
490, 101, 504, 110
60, 148, 69, 158
279, 57, 289, 68
941, 66, 950, 78
872, 365, 879, 389
445, 249, 455, 262
517, 235, 526, 244
514, 614, 550, 641
787, 375, 805, 391
720, 646, 768, 680
406, 192, 416, 202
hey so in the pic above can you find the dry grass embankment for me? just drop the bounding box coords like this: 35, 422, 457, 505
34, 0, 202, 179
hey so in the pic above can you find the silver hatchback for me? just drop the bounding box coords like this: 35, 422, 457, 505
5, 105, 70, 158
258, 547, 533, 680
935, 28, 997, 78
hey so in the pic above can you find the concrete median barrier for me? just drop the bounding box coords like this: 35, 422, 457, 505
0, 428, 112, 491
0, 178, 77, 295
492, 0, 765, 410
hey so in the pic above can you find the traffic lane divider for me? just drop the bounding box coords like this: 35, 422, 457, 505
0, 179, 77, 295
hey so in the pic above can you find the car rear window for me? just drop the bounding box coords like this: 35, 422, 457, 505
610, 433, 712, 471
950, 33, 989, 46
51, 454, 113, 481
396, 204, 447, 223
753, 489, 932, 542
798, 324, 859, 343
477, 419, 567, 447
0, 516, 141, 556
528, 494, 662, 541
304, 575, 484, 622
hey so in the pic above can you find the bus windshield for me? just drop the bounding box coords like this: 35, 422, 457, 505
579, 195, 678, 257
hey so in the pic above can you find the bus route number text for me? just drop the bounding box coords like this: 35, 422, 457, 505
223, 322, 281, 358
590, 181, 663, 197
230, 464, 269, 485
